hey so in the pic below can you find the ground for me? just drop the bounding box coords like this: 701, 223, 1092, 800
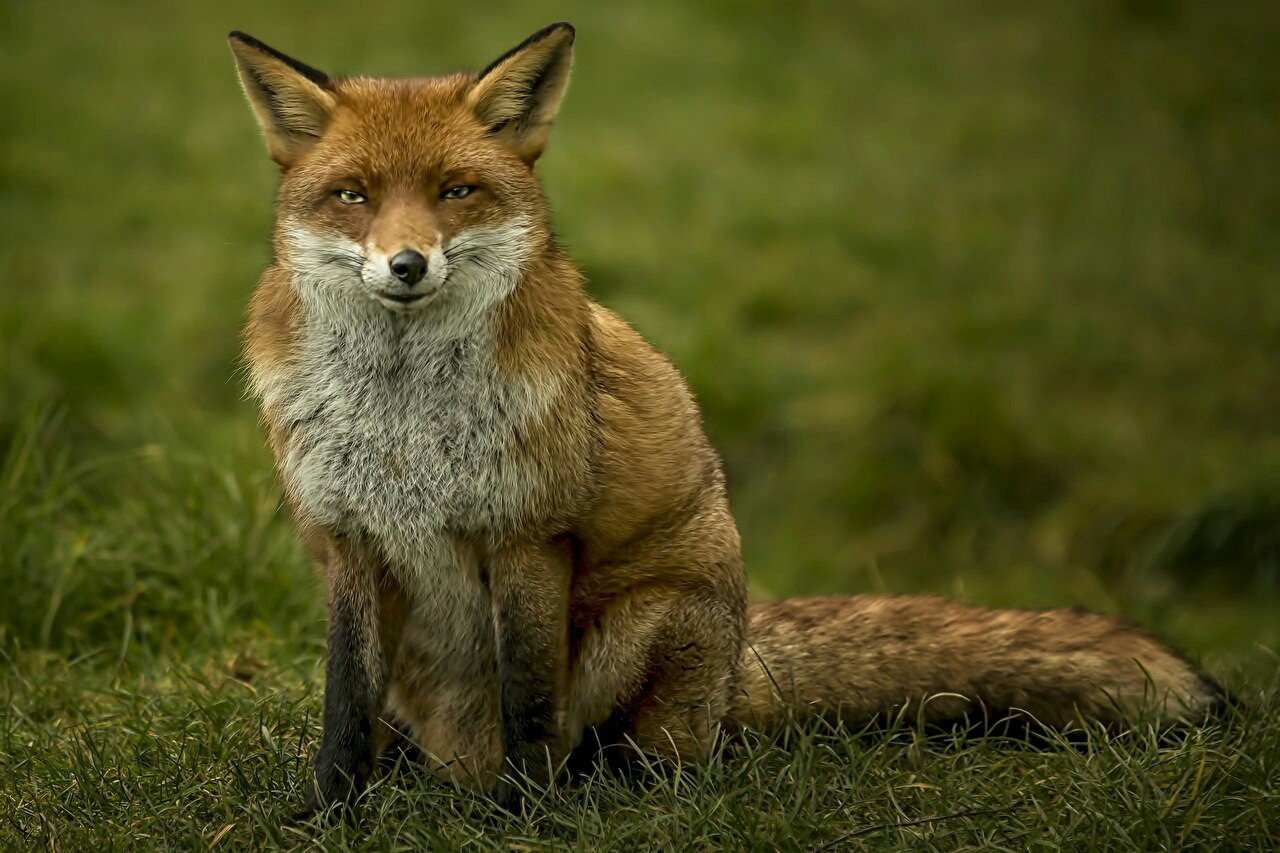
2, 0, 1278, 848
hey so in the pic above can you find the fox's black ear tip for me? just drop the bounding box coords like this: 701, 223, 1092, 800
228, 31, 260, 50
538, 21, 574, 44
228, 31, 267, 50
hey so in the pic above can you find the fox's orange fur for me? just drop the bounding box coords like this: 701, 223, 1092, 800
229, 24, 1225, 819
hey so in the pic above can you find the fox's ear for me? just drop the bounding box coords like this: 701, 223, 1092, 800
468, 22, 575, 164
228, 32, 336, 168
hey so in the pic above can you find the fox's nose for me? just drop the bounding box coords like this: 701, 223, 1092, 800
389, 250, 427, 286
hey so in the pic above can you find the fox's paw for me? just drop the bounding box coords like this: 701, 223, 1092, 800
494, 750, 555, 816
284, 799, 362, 832
284, 772, 363, 830
284, 804, 326, 830
494, 777, 525, 815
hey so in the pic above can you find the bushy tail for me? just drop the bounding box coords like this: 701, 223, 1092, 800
727, 595, 1228, 733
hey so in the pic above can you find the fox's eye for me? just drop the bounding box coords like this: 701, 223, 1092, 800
440, 185, 475, 200
335, 189, 367, 205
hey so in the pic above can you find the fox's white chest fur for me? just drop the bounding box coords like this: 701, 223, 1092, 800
260, 307, 551, 570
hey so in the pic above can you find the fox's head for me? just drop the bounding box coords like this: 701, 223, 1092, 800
229, 24, 573, 318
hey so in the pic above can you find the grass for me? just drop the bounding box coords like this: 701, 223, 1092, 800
5, 654, 1277, 849
2, 0, 1279, 847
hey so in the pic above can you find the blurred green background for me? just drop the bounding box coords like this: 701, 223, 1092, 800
2, 0, 1278, 678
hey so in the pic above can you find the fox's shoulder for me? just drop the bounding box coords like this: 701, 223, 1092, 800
244, 265, 301, 405
584, 301, 686, 388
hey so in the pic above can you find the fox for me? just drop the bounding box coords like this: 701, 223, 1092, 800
228, 23, 1227, 821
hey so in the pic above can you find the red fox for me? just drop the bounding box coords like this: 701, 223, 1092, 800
228, 24, 1226, 819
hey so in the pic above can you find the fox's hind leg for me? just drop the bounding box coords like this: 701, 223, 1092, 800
626, 593, 744, 762
570, 588, 743, 768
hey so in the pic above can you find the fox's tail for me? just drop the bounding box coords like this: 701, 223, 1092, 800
727, 595, 1228, 733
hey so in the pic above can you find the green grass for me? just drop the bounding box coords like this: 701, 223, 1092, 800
3, 0, 1279, 847
5, 654, 1278, 849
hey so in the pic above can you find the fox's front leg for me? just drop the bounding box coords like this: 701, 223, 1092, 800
295, 535, 405, 823
489, 542, 571, 810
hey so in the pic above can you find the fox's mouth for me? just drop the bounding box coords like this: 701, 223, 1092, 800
377, 292, 426, 305
372, 289, 437, 310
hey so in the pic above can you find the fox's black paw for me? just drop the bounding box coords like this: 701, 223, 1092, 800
284, 802, 361, 831
284, 780, 361, 830
494, 777, 525, 815
284, 807, 322, 829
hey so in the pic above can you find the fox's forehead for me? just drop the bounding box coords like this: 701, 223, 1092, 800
333, 73, 474, 120
309, 75, 502, 181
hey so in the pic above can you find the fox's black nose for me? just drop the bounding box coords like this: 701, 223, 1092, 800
389, 250, 427, 286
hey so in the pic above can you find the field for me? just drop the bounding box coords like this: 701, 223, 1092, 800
3, 0, 1279, 848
